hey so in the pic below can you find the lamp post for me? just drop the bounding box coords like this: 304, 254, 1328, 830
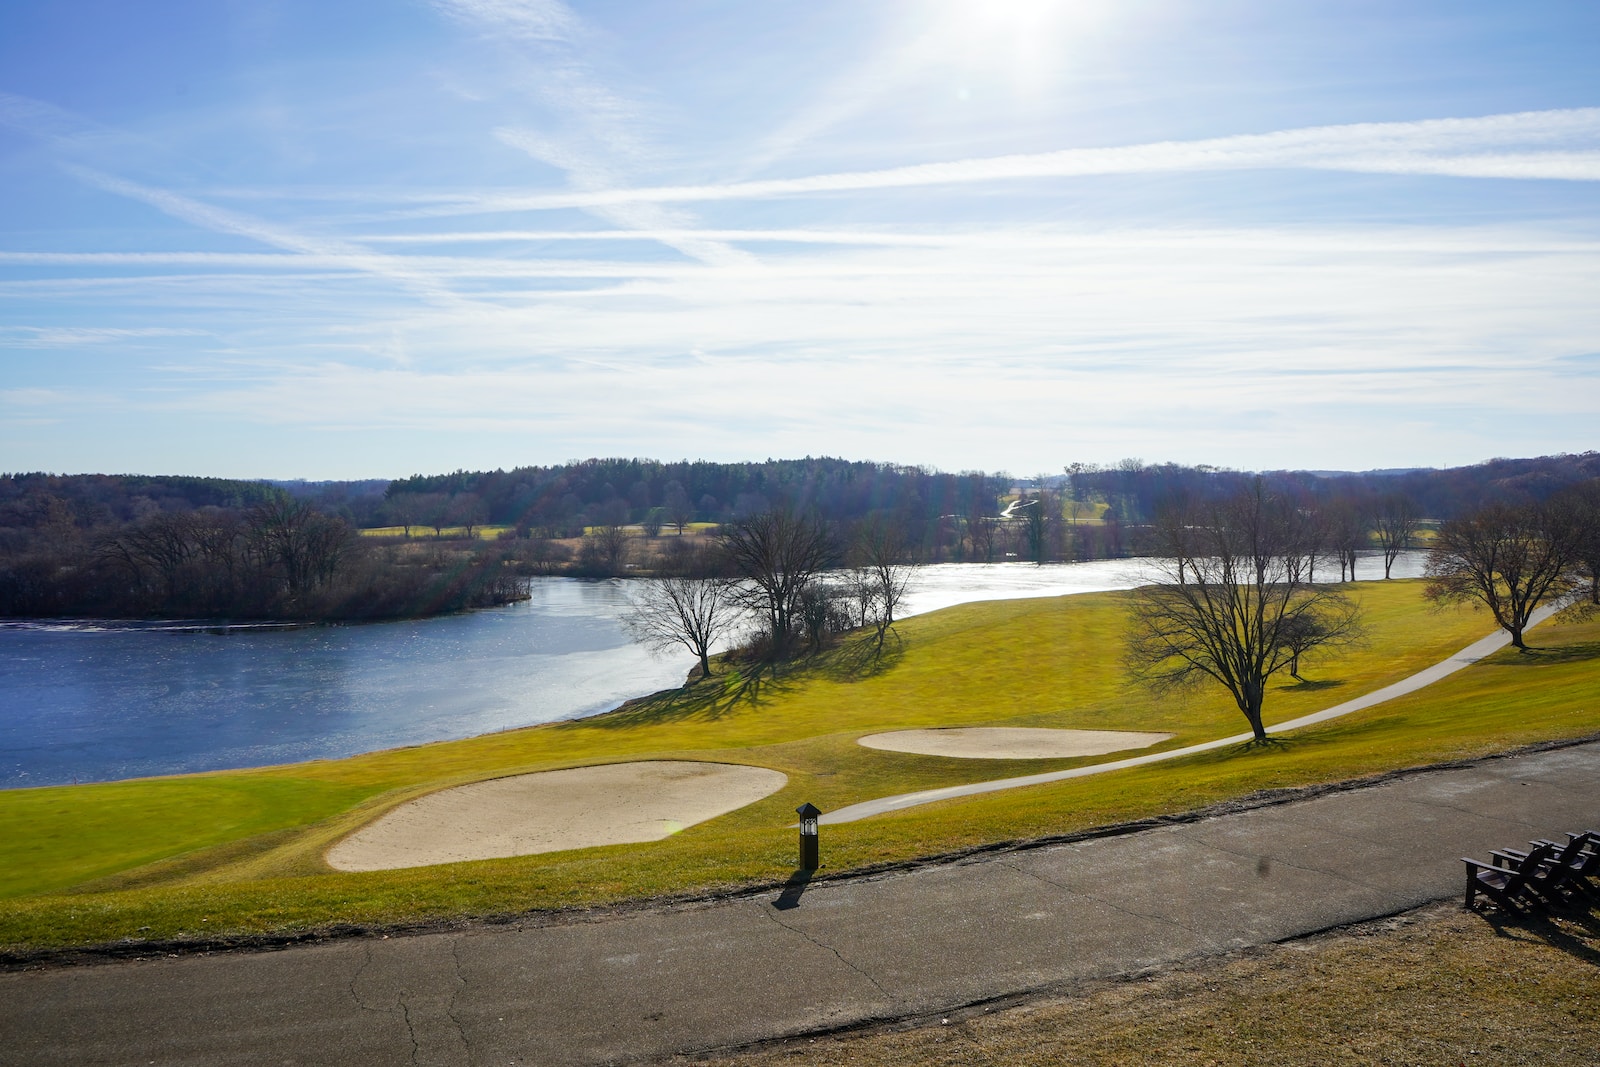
796, 802, 821, 871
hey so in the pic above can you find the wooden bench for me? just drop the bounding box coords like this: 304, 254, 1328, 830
1464, 830, 1600, 912
1463, 842, 1556, 913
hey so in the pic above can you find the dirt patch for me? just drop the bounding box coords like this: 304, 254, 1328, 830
325, 761, 787, 872
857, 728, 1173, 760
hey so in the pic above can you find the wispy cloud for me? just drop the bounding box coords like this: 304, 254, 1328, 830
0, 326, 207, 348
428, 0, 752, 267
403, 108, 1600, 217
59, 167, 479, 306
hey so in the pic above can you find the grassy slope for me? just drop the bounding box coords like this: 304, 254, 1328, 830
1, 580, 1596, 950
710, 902, 1600, 1066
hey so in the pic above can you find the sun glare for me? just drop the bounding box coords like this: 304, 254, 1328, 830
916, 0, 1118, 96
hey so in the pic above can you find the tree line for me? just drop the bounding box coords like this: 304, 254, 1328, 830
0, 477, 523, 620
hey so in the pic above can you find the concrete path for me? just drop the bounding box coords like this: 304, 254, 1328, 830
4, 739, 1597, 1066
827, 605, 1561, 823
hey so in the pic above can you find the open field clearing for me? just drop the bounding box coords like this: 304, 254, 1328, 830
1, 579, 1596, 953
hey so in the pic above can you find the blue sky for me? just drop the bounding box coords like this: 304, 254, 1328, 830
2, 1, 1597, 480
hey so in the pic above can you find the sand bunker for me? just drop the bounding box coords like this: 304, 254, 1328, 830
857, 727, 1173, 760
326, 761, 787, 872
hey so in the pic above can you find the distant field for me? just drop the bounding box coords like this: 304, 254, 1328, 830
1, 580, 1595, 952
360, 525, 512, 539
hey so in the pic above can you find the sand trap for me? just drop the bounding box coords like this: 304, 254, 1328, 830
857, 727, 1174, 760
326, 761, 787, 872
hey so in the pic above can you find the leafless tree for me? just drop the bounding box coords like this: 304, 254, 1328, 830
1371, 493, 1420, 579
1424, 500, 1580, 649
622, 576, 740, 678
96, 510, 197, 601
663, 481, 694, 536
1018, 477, 1065, 563
718, 508, 839, 658
246, 498, 353, 597
1127, 482, 1365, 743
849, 517, 918, 648
580, 523, 631, 575
1554, 479, 1600, 606
1327, 499, 1367, 581
965, 502, 998, 562
447, 494, 488, 540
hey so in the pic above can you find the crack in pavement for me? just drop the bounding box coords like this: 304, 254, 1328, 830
756, 902, 895, 1003
447, 936, 471, 1061
348, 942, 401, 1018
398, 994, 421, 1066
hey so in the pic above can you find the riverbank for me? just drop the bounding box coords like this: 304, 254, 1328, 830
2, 580, 1596, 953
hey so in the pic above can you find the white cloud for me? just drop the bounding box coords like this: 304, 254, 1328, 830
404, 108, 1600, 217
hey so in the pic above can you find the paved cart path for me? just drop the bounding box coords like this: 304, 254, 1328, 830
5, 738, 1598, 1066
827, 605, 1562, 823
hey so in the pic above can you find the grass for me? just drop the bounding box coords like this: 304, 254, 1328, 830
2, 579, 1596, 952
705, 901, 1600, 1066
361, 525, 512, 539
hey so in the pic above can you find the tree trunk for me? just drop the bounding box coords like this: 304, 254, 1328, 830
1241, 682, 1268, 741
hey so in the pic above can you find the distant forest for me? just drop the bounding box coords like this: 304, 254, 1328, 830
3, 452, 1597, 618
354, 452, 1600, 533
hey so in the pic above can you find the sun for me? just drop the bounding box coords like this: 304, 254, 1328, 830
916, 0, 1119, 96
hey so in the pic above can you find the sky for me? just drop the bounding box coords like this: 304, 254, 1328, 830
1, 1, 1598, 481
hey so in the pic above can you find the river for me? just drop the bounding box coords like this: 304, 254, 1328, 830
0, 554, 1427, 788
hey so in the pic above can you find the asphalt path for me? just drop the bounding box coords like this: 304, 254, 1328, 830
4, 737, 1598, 1066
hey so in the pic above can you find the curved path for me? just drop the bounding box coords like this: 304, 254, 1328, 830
825, 604, 1562, 824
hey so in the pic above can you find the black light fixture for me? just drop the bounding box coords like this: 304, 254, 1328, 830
796, 802, 821, 871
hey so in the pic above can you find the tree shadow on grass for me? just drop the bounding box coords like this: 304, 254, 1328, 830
813, 631, 905, 684
560, 660, 798, 730
1497, 641, 1600, 666
566, 630, 906, 731
1277, 678, 1347, 693
1237, 736, 1294, 753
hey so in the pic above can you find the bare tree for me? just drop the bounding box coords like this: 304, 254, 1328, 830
663, 481, 694, 536
1127, 482, 1365, 743
1022, 483, 1056, 564
622, 576, 740, 678
579, 523, 631, 575
385, 492, 421, 538
447, 493, 488, 540
965, 502, 998, 563
850, 517, 918, 648
96, 510, 197, 601
1555, 479, 1600, 606
718, 508, 838, 658
246, 498, 353, 598
1371, 493, 1420, 579
1327, 499, 1367, 581
1424, 500, 1579, 649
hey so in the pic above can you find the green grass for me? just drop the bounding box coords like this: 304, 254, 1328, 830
2, 580, 1596, 952
360, 525, 512, 539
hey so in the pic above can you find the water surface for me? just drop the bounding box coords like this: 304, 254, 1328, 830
0, 554, 1425, 788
